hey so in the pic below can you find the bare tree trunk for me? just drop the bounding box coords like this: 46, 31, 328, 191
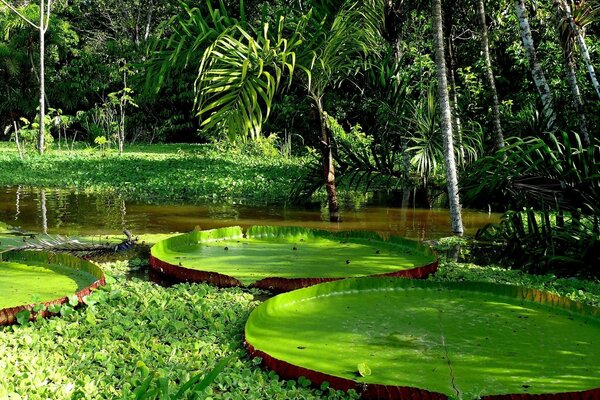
315, 96, 340, 222
447, 39, 464, 163
555, 0, 590, 145
563, 1, 600, 100
118, 70, 127, 156
38, 0, 46, 155
13, 121, 24, 160
433, 0, 464, 235
144, 0, 154, 42
478, 0, 505, 151
514, 0, 555, 130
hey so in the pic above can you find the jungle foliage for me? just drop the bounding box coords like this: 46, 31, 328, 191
1, 0, 599, 272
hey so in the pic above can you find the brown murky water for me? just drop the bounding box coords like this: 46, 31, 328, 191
0, 187, 500, 239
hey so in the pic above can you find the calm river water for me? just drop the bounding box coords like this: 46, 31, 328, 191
0, 187, 500, 239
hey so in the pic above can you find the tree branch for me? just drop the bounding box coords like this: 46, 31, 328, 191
0, 0, 39, 29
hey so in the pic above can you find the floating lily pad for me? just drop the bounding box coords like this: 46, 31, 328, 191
0, 251, 105, 325
149, 226, 437, 291
245, 278, 600, 399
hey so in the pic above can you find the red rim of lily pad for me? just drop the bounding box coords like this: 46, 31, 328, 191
0, 250, 105, 326
245, 340, 600, 400
149, 226, 438, 293
244, 278, 600, 400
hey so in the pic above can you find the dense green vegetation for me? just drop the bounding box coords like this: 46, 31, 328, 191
0, 143, 307, 204
1, 0, 599, 397
2, 0, 599, 273
0, 247, 599, 399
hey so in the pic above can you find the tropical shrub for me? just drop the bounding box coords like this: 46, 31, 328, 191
463, 132, 600, 276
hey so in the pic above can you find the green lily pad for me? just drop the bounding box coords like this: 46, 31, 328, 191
245, 278, 600, 399
150, 226, 437, 291
0, 251, 105, 325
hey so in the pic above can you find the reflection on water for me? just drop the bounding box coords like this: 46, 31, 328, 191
0, 187, 500, 239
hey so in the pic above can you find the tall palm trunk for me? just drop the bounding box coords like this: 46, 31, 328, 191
432, 0, 464, 235
563, 0, 600, 100
38, 0, 46, 155
443, 0, 464, 162
555, 0, 590, 145
514, 0, 555, 130
447, 35, 465, 163
478, 0, 505, 151
315, 95, 340, 222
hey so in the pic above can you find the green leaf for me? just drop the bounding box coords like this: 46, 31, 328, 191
357, 362, 371, 377
16, 309, 31, 325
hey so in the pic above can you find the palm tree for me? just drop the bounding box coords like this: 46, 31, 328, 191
562, 0, 600, 100
193, 1, 385, 221
514, 0, 556, 131
555, 0, 590, 145
477, 0, 505, 151
432, 0, 464, 235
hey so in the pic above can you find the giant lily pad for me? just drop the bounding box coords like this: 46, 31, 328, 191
0, 251, 105, 325
149, 226, 437, 292
245, 278, 600, 399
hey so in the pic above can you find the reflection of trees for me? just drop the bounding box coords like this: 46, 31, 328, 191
40, 189, 47, 234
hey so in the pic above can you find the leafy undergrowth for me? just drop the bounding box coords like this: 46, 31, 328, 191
0, 260, 357, 399
0, 143, 308, 204
1, 244, 599, 399
431, 238, 600, 307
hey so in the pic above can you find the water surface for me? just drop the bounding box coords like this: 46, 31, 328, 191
0, 187, 500, 239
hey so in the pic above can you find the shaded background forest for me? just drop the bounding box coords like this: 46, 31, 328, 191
1, 0, 599, 275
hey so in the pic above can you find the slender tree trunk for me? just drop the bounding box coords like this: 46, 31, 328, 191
565, 58, 590, 144
144, 0, 154, 42
447, 38, 464, 163
13, 121, 24, 160
563, 1, 600, 100
442, 1, 464, 162
514, 0, 555, 130
478, 0, 505, 151
118, 70, 127, 156
433, 0, 464, 235
554, 0, 590, 145
315, 95, 340, 222
38, 0, 46, 155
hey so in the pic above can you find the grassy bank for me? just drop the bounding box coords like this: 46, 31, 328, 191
0, 143, 308, 204
1, 245, 599, 399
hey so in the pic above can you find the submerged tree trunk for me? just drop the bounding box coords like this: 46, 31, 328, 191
315, 96, 340, 222
514, 0, 555, 130
478, 0, 505, 151
432, 0, 464, 235
562, 1, 600, 100
40, 189, 47, 234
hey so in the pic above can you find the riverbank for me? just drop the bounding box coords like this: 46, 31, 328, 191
0, 143, 308, 205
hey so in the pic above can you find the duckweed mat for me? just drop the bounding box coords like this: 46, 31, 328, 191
0, 251, 105, 325
150, 226, 437, 291
245, 278, 600, 399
